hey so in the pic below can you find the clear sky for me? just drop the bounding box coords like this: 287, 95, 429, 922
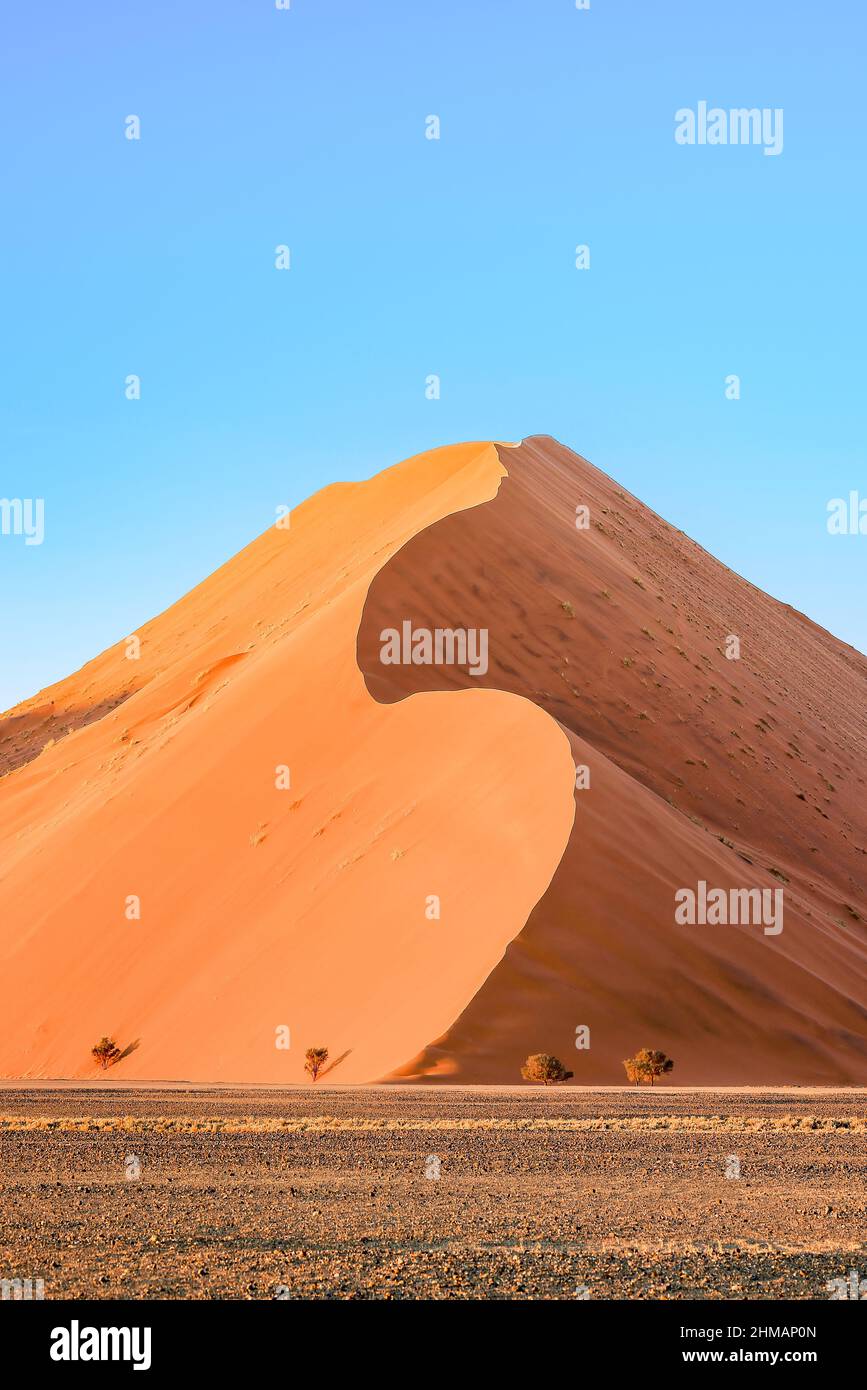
2, 0, 865, 712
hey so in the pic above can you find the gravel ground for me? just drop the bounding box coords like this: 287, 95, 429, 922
0, 1086, 864, 1300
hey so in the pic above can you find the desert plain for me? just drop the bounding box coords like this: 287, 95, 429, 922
1, 1083, 864, 1301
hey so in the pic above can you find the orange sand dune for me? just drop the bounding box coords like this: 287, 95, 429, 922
2, 434, 865, 1085
0, 441, 575, 1082
358, 437, 867, 1084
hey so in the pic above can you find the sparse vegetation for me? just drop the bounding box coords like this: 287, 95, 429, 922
623, 1048, 674, 1087
304, 1046, 329, 1083
521, 1053, 574, 1086
91, 1037, 121, 1071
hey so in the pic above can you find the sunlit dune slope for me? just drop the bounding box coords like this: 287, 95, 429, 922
0, 442, 576, 1082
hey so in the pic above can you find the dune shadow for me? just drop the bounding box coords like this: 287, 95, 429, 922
0, 693, 135, 777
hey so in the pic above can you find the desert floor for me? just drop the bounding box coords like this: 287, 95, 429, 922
0, 1085, 864, 1300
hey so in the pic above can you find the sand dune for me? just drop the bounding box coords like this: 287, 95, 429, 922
357, 437, 867, 1084
2, 435, 865, 1083
0, 441, 575, 1082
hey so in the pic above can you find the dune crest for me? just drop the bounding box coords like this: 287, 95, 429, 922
0, 442, 576, 1083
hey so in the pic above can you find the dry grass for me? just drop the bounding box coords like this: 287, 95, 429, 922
2, 1113, 864, 1135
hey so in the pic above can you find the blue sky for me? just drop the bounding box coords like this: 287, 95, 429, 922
1, 0, 864, 711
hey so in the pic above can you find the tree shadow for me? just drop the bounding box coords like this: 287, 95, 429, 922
320, 1049, 351, 1080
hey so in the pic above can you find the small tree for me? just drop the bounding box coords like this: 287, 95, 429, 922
305, 1047, 328, 1083
623, 1056, 642, 1086
521, 1053, 574, 1086
623, 1047, 674, 1087
92, 1037, 121, 1071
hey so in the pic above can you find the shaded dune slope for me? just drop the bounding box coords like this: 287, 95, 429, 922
0, 442, 576, 1083
357, 436, 867, 1083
